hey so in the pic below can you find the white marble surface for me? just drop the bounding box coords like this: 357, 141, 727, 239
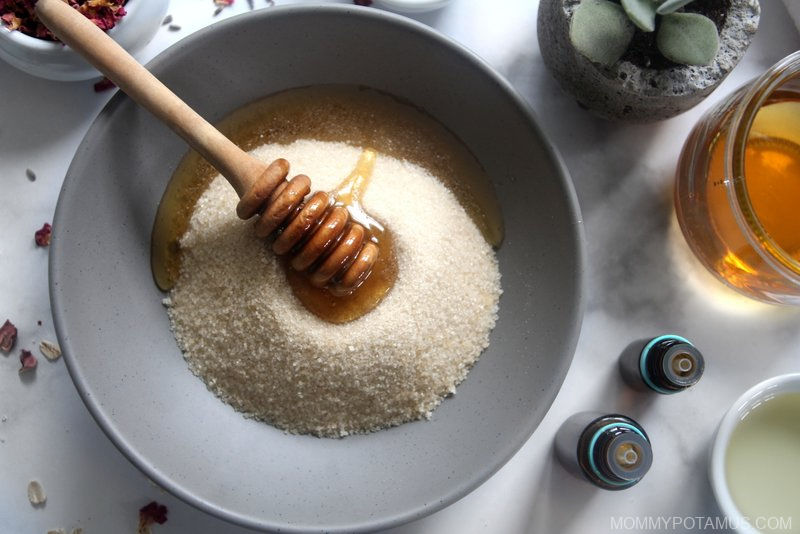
1, 1, 798, 533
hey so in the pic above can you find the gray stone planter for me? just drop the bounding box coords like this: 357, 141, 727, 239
537, 0, 760, 122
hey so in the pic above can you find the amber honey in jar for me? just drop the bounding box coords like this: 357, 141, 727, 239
675, 51, 800, 305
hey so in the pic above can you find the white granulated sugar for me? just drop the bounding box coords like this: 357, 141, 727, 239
167, 139, 501, 437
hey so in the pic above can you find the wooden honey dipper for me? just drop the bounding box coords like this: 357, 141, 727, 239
237, 153, 380, 293
36, 0, 379, 295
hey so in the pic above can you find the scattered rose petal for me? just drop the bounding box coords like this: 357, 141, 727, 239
19, 350, 37, 373
34, 223, 52, 247
214, 0, 234, 5
139, 501, 168, 532
1, 12, 21, 30
168, 24, 181, 31
40, 341, 62, 361
25, 168, 36, 181
94, 77, 116, 92
27, 480, 46, 505
161, 14, 173, 25
354, 0, 373, 5
0, 320, 17, 353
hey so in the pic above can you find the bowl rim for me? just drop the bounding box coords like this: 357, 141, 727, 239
50, 4, 585, 532
0, 0, 138, 50
709, 372, 800, 534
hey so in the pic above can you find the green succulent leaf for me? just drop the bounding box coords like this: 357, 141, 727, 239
657, 13, 720, 66
570, 0, 636, 68
656, 0, 696, 15
621, 0, 657, 32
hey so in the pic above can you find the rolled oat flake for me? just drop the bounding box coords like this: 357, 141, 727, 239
27, 480, 46, 505
40, 340, 62, 361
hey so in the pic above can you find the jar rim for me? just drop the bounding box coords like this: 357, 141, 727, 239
724, 50, 800, 284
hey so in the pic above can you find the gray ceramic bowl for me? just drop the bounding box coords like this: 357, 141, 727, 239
50, 5, 584, 532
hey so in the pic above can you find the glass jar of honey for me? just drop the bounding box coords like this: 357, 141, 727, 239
675, 51, 800, 305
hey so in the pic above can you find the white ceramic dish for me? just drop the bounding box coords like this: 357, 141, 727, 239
375, 0, 451, 13
0, 0, 167, 81
710, 373, 800, 534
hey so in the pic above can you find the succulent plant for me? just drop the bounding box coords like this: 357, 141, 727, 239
569, 0, 720, 68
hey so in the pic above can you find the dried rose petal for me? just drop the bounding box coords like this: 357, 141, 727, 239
213, 0, 234, 5
1, 12, 22, 31
34, 222, 52, 247
40, 340, 62, 361
1, 0, 128, 40
139, 501, 168, 528
94, 77, 116, 92
354, 0, 373, 5
27, 480, 46, 505
0, 320, 17, 353
19, 349, 37, 373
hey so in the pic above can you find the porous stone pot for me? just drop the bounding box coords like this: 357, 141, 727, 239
537, 0, 760, 122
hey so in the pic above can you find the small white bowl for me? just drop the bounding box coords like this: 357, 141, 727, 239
373, 0, 451, 13
0, 0, 168, 81
710, 373, 800, 534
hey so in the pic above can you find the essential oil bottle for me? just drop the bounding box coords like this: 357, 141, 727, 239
619, 334, 705, 394
555, 412, 652, 490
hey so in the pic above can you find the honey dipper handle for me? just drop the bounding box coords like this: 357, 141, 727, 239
35, 0, 262, 197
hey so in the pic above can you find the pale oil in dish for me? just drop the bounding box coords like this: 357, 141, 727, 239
725, 392, 800, 532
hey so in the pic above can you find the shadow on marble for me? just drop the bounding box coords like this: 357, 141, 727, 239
611, 362, 658, 417
502, 50, 664, 210
0, 67, 105, 155
501, 49, 698, 326
680, 434, 736, 534
524, 446, 599, 534
18, 369, 38, 387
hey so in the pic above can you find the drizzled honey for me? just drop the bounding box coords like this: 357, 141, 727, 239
695, 95, 800, 284
675, 84, 800, 303
151, 85, 503, 322
284, 149, 398, 323
742, 100, 800, 262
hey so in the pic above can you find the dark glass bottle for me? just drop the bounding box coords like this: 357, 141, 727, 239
619, 335, 705, 394
555, 412, 652, 490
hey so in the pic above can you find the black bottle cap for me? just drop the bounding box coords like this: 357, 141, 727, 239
658, 342, 704, 389
601, 431, 653, 482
